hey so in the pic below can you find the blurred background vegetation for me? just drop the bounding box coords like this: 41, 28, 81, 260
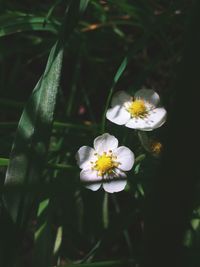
0, 0, 200, 267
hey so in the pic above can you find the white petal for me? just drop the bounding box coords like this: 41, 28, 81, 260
102, 170, 127, 193
125, 117, 149, 130
76, 146, 96, 169
106, 106, 130, 125
125, 107, 167, 131
80, 169, 101, 191
94, 133, 118, 154
134, 89, 160, 107
114, 146, 135, 171
111, 91, 131, 107
145, 107, 167, 130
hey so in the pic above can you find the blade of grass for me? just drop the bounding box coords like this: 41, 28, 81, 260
32, 2, 90, 267
3, 40, 63, 226
0, 158, 9, 167
53, 226, 63, 255
33, 199, 53, 267
0, 15, 60, 37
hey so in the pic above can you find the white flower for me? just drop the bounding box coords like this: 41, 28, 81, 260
76, 133, 135, 193
106, 89, 167, 131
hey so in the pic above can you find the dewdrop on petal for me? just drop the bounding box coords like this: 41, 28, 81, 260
106, 89, 167, 131
75, 133, 135, 193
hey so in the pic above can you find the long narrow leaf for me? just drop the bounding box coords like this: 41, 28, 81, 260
3, 42, 63, 226
0, 15, 59, 37
33, 199, 53, 267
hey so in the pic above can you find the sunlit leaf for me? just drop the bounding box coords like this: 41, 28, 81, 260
3, 41, 63, 226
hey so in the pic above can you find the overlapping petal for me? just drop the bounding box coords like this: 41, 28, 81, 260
125, 117, 150, 130
76, 146, 96, 169
114, 146, 135, 171
94, 133, 118, 153
134, 88, 160, 107
146, 107, 167, 129
80, 169, 101, 191
125, 107, 167, 131
102, 170, 127, 193
106, 105, 130, 125
111, 90, 131, 107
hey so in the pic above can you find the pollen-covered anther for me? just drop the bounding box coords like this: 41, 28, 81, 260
93, 152, 119, 176
127, 99, 147, 118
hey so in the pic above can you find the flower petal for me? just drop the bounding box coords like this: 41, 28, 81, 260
102, 170, 127, 193
111, 91, 131, 107
80, 169, 102, 191
145, 107, 167, 130
106, 106, 130, 125
76, 146, 96, 169
125, 107, 167, 131
114, 146, 135, 171
134, 89, 160, 107
125, 117, 150, 130
94, 133, 118, 154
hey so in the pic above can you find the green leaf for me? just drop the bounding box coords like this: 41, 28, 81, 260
3, 41, 64, 226
0, 14, 59, 37
79, 0, 90, 14
113, 57, 128, 84
33, 199, 53, 267
191, 218, 200, 231
53, 226, 63, 255
0, 158, 9, 167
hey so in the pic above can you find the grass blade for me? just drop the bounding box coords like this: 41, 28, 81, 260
0, 158, 9, 167
3, 41, 63, 226
33, 199, 54, 267
0, 15, 59, 37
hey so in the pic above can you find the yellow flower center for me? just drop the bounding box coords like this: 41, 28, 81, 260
127, 99, 147, 118
92, 152, 119, 176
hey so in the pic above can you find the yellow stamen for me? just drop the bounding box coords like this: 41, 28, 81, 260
93, 153, 119, 176
127, 99, 147, 118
